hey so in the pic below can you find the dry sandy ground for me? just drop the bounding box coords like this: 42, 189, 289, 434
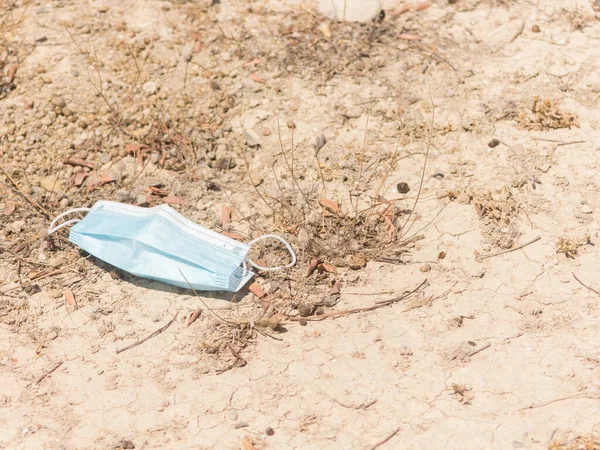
2, 0, 600, 449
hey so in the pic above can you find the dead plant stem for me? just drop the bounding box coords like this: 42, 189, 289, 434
400, 90, 434, 239
476, 235, 540, 261
368, 427, 401, 450
572, 272, 600, 296
116, 313, 178, 354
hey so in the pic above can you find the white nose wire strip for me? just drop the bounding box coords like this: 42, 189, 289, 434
47, 207, 92, 235
246, 234, 297, 272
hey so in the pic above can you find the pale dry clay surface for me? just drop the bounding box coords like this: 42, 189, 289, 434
1, 0, 600, 449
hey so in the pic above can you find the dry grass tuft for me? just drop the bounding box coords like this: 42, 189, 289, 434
279, 10, 396, 81
549, 435, 600, 450
518, 97, 579, 130
556, 234, 590, 258
472, 188, 520, 249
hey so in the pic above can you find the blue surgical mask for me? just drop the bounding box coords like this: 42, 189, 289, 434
47, 201, 296, 292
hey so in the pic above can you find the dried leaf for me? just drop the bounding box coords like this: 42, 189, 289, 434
398, 33, 421, 41
221, 231, 246, 241
186, 308, 202, 326
248, 282, 266, 298
100, 173, 115, 184
148, 186, 169, 196
319, 198, 345, 218
256, 314, 285, 330
64, 289, 77, 309
329, 280, 341, 296
306, 258, 320, 277
222, 205, 232, 230
249, 73, 265, 84
318, 262, 338, 274
243, 58, 262, 68
73, 172, 89, 187
4, 201, 15, 216
87, 173, 115, 188
63, 158, 94, 169
164, 196, 186, 206
242, 437, 256, 450
13, 242, 29, 254
6, 63, 17, 83
392, 3, 411, 15
125, 143, 140, 154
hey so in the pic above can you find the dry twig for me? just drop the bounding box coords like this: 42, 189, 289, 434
0, 165, 51, 218
288, 279, 427, 322
332, 398, 377, 410
476, 235, 540, 261
368, 427, 401, 450
116, 313, 178, 354
572, 272, 600, 296
512, 392, 600, 414
36, 361, 63, 384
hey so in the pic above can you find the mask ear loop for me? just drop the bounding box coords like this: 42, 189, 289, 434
245, 234, 297, 272
47, 207, 92, 235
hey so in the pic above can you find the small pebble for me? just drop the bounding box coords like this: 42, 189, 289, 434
298, 303, 314, 317
488, 139, 500, 148
227, 410, 238, 421
112, 440, 134, 450
47, 289, 63, 299
346, 253, 367, 270
396, 182, 410, 194
142, 81, 158, 95
419, 263, 431, 273
234, 421, 249, 429
456, 193, 471, 205
266, 427, 275, 436
531, 25, 540, 33
286, 120, 296, 129
322, 295, 340, 307
52, 97, 66, 108
581, 204, 593, 214
436, 190, 448, 199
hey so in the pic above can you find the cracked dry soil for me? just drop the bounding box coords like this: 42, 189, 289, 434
2, 0, 600, 449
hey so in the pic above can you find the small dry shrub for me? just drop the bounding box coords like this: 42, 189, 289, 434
549, 435, 600, 450
556, 234, 590, 258
279, 10, 396, 81
518, 97, 578, 130
472, 188, 520, 249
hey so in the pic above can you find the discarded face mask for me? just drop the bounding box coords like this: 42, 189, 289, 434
47, 201, 296, 292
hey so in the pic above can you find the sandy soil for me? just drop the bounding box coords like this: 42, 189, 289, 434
2, 0, 600, 449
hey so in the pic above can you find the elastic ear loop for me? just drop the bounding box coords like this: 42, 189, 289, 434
233, 234, 296, 292
47, 208, 92, 235
246, 234, 297, 272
